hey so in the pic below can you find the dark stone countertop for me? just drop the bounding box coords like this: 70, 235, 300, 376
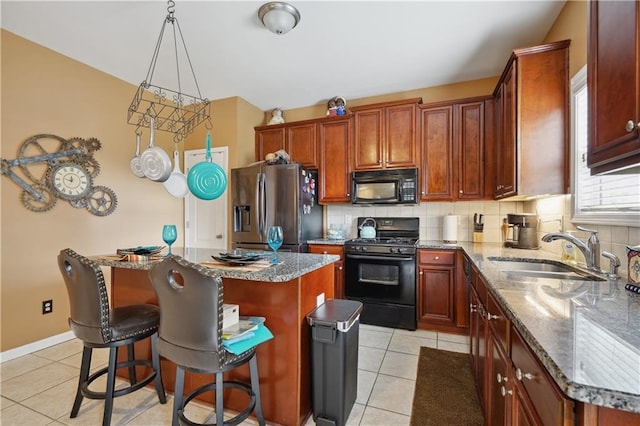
417, 240, 640, 413
91, 247, 339, 283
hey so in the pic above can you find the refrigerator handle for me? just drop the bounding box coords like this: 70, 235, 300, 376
257, 173, 266, 236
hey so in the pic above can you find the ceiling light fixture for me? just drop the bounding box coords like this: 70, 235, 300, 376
258, 2, 301, 35
128, 0, 210, 142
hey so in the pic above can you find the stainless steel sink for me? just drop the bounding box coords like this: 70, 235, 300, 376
487, 257, 605, 281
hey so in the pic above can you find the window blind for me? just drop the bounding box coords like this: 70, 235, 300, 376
573, 69, 640, 223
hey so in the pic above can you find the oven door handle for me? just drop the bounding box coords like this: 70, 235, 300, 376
346, 254, 414, 262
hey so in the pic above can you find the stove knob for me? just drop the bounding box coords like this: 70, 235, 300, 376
397, 247, 404, 254
362, 246, 368, 252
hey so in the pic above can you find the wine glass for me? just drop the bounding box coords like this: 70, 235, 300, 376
267, 226, 283, 264
162, 225, 177, 256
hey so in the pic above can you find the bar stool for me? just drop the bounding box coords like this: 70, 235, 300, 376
149, 255, 265, 426
57, 249, 166, 426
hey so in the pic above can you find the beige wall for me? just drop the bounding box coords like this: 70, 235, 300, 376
0, 30, 262, 351
544, 0, 588, 77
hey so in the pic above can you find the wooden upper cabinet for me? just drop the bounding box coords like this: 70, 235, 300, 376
587, 0, 640, 174
493, 40, 570, 199
419, 105, 454, 200
255, 126, 285, 162
419, 96, 490, 201
317, 117, 352, 204
495, 66, 517, 198
255, 121, 317, 168
287, 122, 317, 168
351, 98, 421, 170
457, 100, 486, 199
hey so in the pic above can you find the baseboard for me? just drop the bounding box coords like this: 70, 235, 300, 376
0, 331, 75, 363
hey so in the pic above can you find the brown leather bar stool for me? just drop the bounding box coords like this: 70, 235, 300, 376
149, 256, 265, 426
57, 249, 166, 426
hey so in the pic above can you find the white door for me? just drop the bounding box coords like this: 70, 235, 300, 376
184, 147, 228, 249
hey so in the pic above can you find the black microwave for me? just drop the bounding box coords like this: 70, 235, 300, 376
351, 168, 418, 205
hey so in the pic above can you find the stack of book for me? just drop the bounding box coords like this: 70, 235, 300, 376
222, 316, 273, 355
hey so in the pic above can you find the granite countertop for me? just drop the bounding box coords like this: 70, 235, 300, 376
417, 240, 640, 413
307, 239, 347, 245
91, 247, 339, 283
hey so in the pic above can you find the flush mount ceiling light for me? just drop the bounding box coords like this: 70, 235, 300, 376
128, 0, 210, 142
258, 2, 301, 35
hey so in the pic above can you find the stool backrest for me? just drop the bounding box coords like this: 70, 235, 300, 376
149, 256, 224, 365
57, 248, 110, 344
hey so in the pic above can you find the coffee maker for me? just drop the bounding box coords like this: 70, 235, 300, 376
504, 213, 539, 249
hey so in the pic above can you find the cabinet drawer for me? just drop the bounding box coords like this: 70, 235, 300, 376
486, 291, 509, 354
418, 250, 455, 265
511, 325, 572, 426
308, 244, 344, 261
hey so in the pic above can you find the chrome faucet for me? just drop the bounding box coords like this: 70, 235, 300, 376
541, 226, 600, 271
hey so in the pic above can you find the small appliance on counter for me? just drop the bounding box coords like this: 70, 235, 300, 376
504, 213, 539, 249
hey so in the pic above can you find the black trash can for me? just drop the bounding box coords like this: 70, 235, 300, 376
306, 299, 363, 426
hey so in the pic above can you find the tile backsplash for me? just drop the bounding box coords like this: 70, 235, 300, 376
326, 194, 639, 278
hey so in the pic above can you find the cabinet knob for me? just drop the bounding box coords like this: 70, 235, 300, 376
470, 303, 477, 313
419, 271, 424, 275
339, 266, 343, 270
487, 313, 499, 321
515, 368, 535, 381
346, 193, 350, 197
496, 373, 508, 384
434, 256, 439, 260
625, 120, 639, 132
323, 251, 328, 254
459, 190, 463, 194
500, 386, 513, 397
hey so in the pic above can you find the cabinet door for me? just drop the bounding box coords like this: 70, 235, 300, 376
353, 108, 384, 170
512, 380, 539, 426
287, 123, 317, 168
587, 0, 640, 174
255, 127, 285, 162
308, 244, 344, 298
385, 103, 418, 168
419, 105, 454, 201
318, 118, 352, 203
417, 265, 456, 326
457, 101, 485, 199
487, 332, 511, 426
499, 66, 517, 198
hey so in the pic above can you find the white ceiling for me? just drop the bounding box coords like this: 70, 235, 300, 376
1, 0, 567, 111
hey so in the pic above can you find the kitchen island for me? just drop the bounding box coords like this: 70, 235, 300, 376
92, 248, 339, 426
418, 241, 640, 422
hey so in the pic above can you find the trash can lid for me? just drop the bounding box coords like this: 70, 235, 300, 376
306, 299, 363, 331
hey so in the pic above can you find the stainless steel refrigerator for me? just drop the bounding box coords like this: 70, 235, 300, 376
231, 163, 322, 252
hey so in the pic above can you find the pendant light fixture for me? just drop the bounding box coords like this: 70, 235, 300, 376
128, 0, 210, 142
258, 2, 301, 35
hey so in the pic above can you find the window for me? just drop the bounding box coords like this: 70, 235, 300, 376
572, 66, 640, 226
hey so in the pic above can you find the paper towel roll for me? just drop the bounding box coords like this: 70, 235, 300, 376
443, 215, 458, 243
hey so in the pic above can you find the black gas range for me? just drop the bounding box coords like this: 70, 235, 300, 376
344, 217, 419, 330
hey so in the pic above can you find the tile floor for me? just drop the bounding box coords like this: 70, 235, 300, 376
0, 324, 469, 425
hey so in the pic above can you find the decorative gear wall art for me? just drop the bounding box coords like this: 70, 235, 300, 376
1, 134, 118, 216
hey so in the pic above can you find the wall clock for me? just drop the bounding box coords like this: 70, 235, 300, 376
49, 162, 92, 200
1, 134, 117, 216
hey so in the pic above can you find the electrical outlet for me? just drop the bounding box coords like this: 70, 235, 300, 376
316, 293, 325, 307
42, 299, 53, 314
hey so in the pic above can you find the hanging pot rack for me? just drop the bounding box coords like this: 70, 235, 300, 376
127, 0, 211, 142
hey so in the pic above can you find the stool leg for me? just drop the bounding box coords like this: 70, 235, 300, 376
216, 371, 224, 426
70, 346, 92, 418
173, 366, 185, 426
102, 347, 118, 426
127, 343, 137, 384
249, 353, 265, 426
150, 333, 166, 404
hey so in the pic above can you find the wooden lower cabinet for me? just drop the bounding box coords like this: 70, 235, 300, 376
308, 243, 344, 298
470, 268, 574, 426
417, 249, 459, 332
